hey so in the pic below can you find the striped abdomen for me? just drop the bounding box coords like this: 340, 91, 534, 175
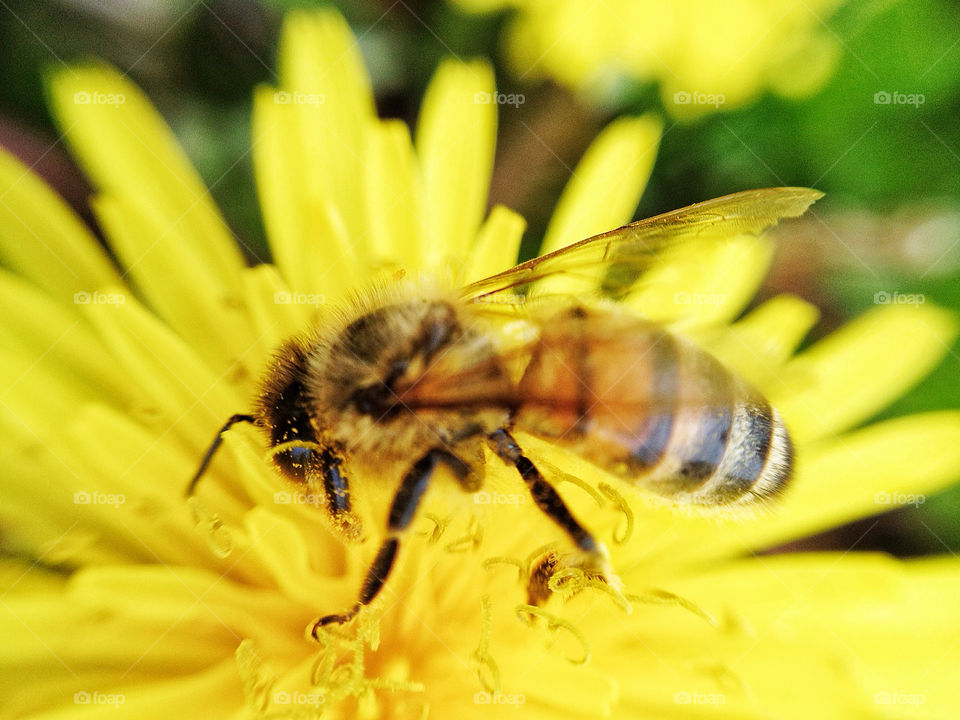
513, 309, 792, 506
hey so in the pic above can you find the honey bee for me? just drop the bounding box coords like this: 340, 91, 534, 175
187, 187, 820, 634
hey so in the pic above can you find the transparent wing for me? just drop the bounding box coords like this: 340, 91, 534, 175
462, 187, 822, 301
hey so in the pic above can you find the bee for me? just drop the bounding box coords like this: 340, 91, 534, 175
187, 187, 820, 634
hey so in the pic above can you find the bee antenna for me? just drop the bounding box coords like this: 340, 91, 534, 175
186, 414, 258, 497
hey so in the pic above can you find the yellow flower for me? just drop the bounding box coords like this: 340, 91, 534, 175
2, 8, 960, 719
452, 0, 846, 117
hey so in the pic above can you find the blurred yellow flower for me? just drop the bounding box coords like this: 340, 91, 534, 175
3, 8, 960, 720
452, 0, 846, 117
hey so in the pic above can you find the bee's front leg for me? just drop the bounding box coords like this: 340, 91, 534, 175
312, 446, 470, 634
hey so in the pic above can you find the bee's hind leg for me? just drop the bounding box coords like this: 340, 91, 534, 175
311, 446, 470, 635
488, 429, 617, 604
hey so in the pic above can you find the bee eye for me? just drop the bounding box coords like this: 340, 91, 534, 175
351, 382, 395, 415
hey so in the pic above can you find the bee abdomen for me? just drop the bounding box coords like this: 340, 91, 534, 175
629, 365, 792, 506
639, 352, 791, 506
677, 397, 792, 505
516, 311, 792, 506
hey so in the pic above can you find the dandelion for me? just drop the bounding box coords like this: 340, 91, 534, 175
3, 8, 960, 719
452, 0, 846, 116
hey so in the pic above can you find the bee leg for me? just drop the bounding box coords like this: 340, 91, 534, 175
318, 447, 363, 542
186, 414, 257, 497
488, 429, 615, 603
312, 447, 470, 634
489, 429, 598, 554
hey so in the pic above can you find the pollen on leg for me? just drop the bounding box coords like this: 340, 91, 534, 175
525, 543, 630, 612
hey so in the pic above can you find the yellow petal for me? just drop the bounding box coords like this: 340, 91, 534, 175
0, 565, 306, 717
80, 291, 243, 443
611, 553, 960, 719
91, 193, 255, 368
693, 294, 821, 389
624, 234, 775, 327
465, 204, 527, 284
251, 86, 361, 301
240, 264, 315, 363
536, 114, 662, 296
46, 66, 246, 293
0, 270, 131, 415
677, 412, 960, 561
0, 149, 119, 301
773, 304, 959, 443
364, 119, 426, 268
277, 10, 377, 254
416, 58, 497, 275
541, 114, 662, 255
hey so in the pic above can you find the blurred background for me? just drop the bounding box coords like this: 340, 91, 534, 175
1, 0, 958, 554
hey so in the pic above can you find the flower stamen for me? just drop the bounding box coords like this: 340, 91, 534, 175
470, 594, 502, 693
626, 589, 718, 627
515, 605, 591, 665
598, 481, 634, 544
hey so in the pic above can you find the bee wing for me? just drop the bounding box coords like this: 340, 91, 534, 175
462, 187, 822, 301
